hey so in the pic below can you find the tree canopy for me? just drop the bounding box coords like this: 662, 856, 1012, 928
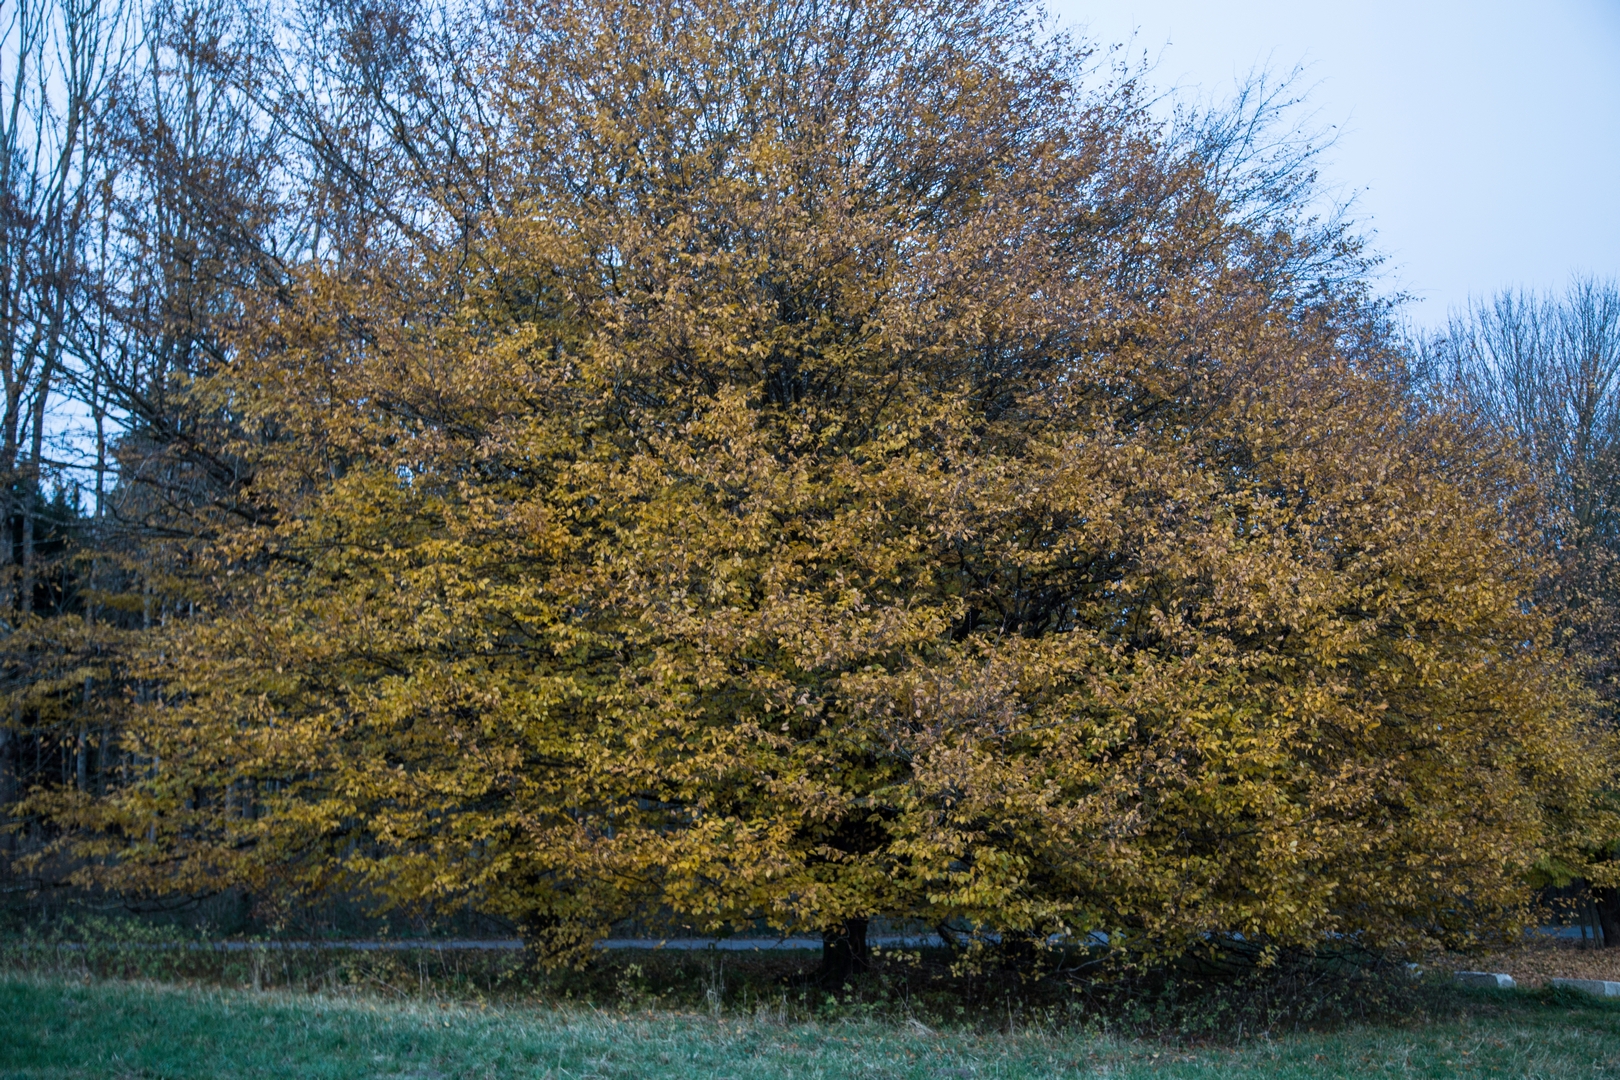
4, 0, 1616, 964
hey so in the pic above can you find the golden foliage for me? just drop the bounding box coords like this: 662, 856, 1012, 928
33, 0, 1618, 960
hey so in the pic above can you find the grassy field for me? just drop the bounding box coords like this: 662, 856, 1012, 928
3, 973, 1620, 1079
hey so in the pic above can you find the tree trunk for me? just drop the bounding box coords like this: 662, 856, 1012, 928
1595, 887, 1620, 948
818, 918, 870, 986
0, 727, 11, 849
20, 345, 54, 618
18, 485, 33, 617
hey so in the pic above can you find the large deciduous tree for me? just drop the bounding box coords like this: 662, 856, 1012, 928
21, 0, 1619, 966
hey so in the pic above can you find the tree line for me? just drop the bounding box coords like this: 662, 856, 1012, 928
2, 0, 1619, 965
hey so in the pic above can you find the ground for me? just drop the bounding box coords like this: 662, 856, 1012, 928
3, 972, 1620, 1079
1465, 935, 1620, 987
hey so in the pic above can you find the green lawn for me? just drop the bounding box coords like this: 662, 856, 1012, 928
3, 974, 1619, 1079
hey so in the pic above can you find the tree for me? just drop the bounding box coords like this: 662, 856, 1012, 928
18, 0, 1619, 972
0, 0, 131, 851
1425, 278, 1620, 943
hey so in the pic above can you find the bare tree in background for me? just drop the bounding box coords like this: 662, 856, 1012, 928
1426, 276, 1620, 944
0, 0, 128, 610
0, 0, 128, 835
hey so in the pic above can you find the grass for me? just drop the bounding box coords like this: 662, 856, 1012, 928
4, 973, 1620, 1079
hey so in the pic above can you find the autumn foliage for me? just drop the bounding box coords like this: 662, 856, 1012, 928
6, 0, 1618, 963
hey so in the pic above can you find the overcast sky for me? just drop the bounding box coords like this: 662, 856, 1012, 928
1054, 0, 1620, 327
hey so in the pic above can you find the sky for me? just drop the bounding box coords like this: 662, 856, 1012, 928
1054, 0, 1620, 328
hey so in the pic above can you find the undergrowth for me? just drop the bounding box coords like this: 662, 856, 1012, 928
0, 914, 1447, 1044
